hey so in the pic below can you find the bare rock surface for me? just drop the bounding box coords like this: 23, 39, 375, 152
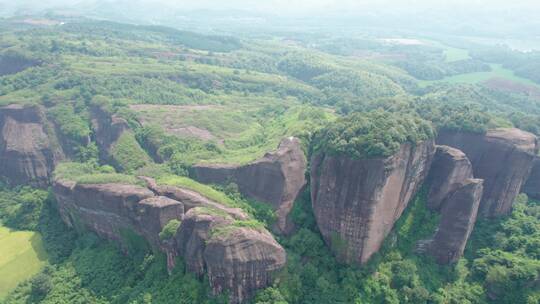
437, 128, 538, 217
0, 104, 64, 187
426, 145, 473, 210
310, 140, 435, 264
193, 137, 307, 233
427, 178, 483, 264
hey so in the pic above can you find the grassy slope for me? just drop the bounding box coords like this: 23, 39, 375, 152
0, 225, 48, 299
419, 64, 540, 87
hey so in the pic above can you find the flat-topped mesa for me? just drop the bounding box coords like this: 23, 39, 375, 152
192, 137, 307, 234
427, 179, 483, 264
0, 104, 64, 187
53, 177, 286, 303
311, 140, 435, 264
437, 128, 538, 217
177, 208, 286, 304
522, 156, 540, 200
426, 145, 474, 211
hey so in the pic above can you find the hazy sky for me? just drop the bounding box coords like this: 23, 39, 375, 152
2, 0, 540, 15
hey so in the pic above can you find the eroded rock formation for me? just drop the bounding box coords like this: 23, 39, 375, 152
522, 156, 540, 200
192, 137, 307, 234
427, 179, 483, 264
426, 145, 473, 211
437, 128, 538, 217
421, 145, 483, 264
53, 177, 285, 303
177, 208, 286, 304
0, 104, 64, 187
310, 140, 435, 264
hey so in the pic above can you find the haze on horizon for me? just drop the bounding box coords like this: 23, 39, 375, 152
1, 0, 539, 41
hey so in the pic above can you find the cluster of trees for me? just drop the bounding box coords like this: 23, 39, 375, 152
312, 110, 434, 158
396, 59, 490, 80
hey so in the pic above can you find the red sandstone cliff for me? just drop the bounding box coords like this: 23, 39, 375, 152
0, 104, 64, 187
310, 140, 435, 264
437, 128, 538, 217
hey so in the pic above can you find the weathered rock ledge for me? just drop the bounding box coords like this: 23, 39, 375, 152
192, 137, 307, 234
310, 140, 435, 264
53, 177, 286, 303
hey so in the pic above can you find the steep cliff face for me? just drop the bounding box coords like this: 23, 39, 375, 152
522, 157, 540, 200
53, 177, 286, 303
426, 145, 473, 211
192, 137, 307, 234
177, 209, 286, 304
310, 140, 435, 264
437, 128, 538, 217
427, 179, 483, 264
0, 104, 64, 187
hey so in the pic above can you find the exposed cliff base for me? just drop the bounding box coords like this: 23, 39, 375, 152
310, 140, 435, 264
427, 178, 483, 264
53, 177, 285, 303
0, 104, 64, 187
192, 137, 307, 234
437, 128, 538, 217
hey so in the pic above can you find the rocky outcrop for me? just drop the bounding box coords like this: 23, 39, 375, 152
53, 177, 286, 303
310, 140, 435, 264
522, 157, 540, 200
0, 104, 64, 187
426, 145, 473, 210
53, 180, 180, 248
427, 179, 483, 264
177, 208, 286, 304
437, 128, 538, 217
90, 106, 130, 163
192, 137, 307, 234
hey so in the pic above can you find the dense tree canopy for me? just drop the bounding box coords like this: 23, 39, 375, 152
312, 110, 434, 158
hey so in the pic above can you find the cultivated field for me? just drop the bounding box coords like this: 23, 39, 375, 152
0, 225, 47, 299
